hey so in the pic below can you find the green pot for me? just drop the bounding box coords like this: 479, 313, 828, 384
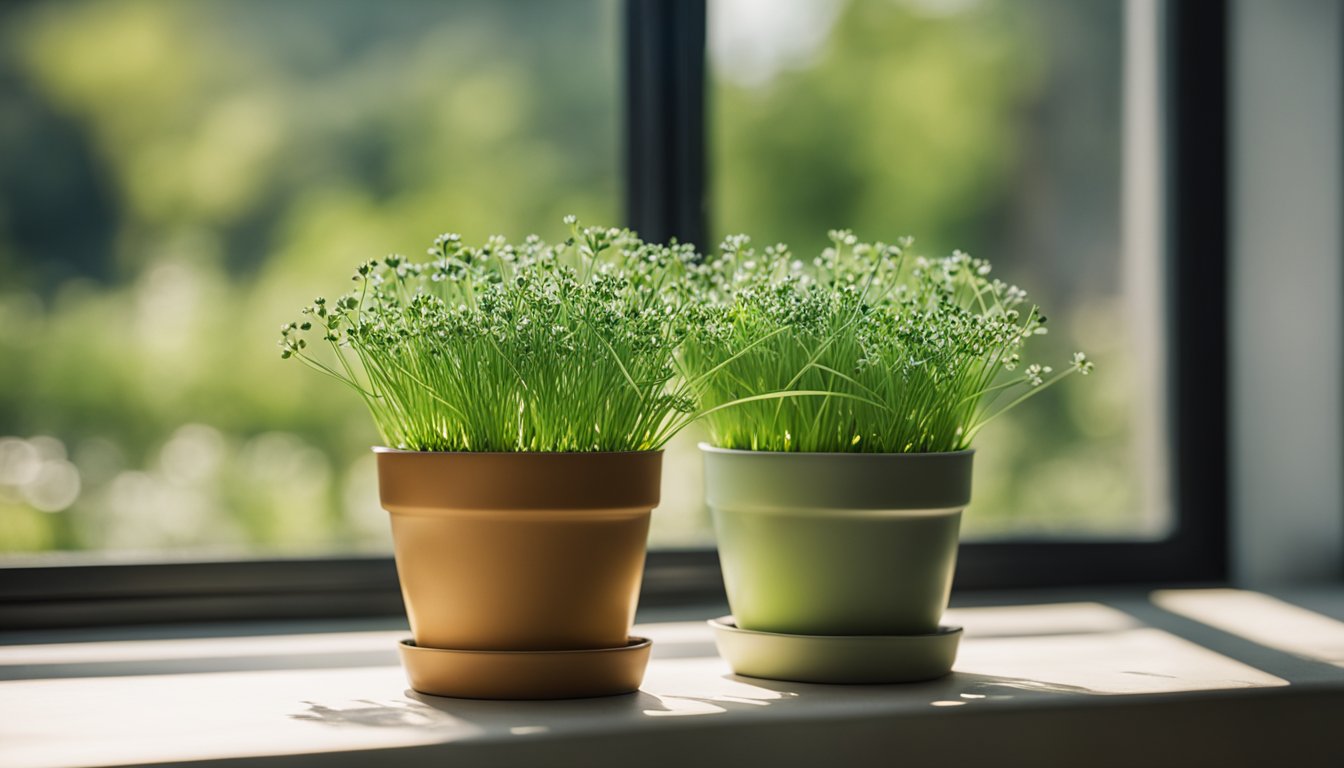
702, 445, 973, 637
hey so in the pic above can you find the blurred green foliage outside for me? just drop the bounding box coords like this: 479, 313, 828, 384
0, 0, 1152, 557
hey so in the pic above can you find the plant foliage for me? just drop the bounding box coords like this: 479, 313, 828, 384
678, 230, 1092, 453
282, 222, 1090, 454
280, 219, 702, 452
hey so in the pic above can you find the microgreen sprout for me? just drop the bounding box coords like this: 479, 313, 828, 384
279, 219, 706, 452
677, 230, 1092, 453
282, 221, 1090, 454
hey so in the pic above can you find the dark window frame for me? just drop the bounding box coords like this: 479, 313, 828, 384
0, 0, 1228, 630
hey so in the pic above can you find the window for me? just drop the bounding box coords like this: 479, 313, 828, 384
0, 0, 621, 557
0, 0, 1226, 626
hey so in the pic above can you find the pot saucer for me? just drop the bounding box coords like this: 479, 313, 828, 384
398, 637, 651, 700
710, 617, 960, 684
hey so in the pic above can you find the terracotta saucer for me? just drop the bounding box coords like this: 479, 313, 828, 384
398, 636, 652, 700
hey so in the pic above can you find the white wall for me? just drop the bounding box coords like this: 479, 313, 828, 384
1231, 0, 1344, 584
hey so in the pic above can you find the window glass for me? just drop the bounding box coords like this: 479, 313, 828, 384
706, 0, 1167, 537
0, 0, 1170, 561
0, 0, 621, 556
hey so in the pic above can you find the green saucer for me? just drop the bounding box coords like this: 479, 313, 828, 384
710, 616, 961, 684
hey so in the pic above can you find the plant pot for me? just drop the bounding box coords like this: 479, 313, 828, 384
375, 448, 660, 698
701, 445, 972, 638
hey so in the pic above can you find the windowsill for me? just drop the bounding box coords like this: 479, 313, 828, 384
2, 588, 1343, 768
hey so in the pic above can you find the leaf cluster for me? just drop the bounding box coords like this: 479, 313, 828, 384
677, 230, 1092, 452
280, 220, 702, 452
281, 222, 1091, 453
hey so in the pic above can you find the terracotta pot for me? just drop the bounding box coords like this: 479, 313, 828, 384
375, 449, 661, 652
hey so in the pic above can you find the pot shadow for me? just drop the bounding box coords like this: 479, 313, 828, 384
284, 671, 1098, 743
290, 698, 456, 729
407, 688, 674, 722
288, 685, 801, 736
290, 689, 669, 732
714, 670, 1098, 709
282, 621, 1104, 733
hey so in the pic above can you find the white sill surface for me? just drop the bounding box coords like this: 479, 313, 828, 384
2, 589, 1343, 768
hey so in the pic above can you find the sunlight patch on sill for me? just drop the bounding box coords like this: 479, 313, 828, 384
1152, 589, 1344, 668
954, 627, 1287, 695
640, 656, 796, 717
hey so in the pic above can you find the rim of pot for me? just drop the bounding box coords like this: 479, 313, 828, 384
698, 443, 974, 458
373, 446, 664, 456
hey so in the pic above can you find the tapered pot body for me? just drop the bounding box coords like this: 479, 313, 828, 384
702, 446, 973, 637
376, 449, 661, 651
